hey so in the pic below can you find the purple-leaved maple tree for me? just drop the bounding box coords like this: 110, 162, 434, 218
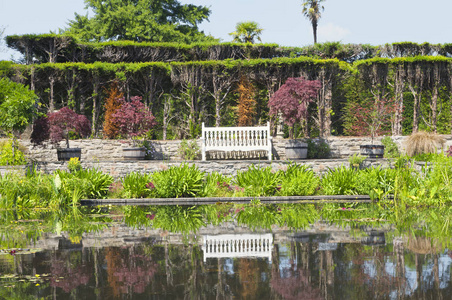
31, 107, 91, 148
268, 77, 321, 138
112, 96, 157, 139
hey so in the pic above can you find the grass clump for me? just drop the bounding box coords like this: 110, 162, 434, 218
404, 131, 445, 157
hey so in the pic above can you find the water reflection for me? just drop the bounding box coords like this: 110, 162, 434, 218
202, 234, 273, 262
0, 205, 451, 299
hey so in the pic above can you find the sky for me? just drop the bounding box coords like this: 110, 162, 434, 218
1, 0, 452, 60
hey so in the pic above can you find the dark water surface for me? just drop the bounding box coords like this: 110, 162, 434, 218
0, 205, 451, 299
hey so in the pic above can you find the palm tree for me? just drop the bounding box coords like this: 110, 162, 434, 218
302, 0, 325, 44
229, 21, 263, 44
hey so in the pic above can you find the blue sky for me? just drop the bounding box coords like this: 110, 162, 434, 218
1, 0, 452, 60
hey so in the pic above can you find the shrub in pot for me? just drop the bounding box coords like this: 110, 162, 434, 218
31, 107, 91, 161
268, 77, 321, 139
108, 96, 157, 160
347, 98, 396, 158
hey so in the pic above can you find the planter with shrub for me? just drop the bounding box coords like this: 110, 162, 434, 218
31, 107, 91, 161
104, 93, 157, 160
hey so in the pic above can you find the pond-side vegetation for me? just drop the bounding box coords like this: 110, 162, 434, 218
2, 154, 452, 208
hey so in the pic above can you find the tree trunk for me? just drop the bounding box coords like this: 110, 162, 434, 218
313, 21, 318, 44
49, 75, 55, 113
393, 65, 404, 135
318, 69, 333, 137
215, 89, 221, 127
92, 74, 99, 136
431, 84, 438, 133
408, 66, 423, 133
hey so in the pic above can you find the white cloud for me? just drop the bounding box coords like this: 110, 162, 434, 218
318, 23, 350, 42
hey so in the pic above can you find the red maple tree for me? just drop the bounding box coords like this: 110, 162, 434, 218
348, 98, 396, 143
112, 96, 157, 139
48, 107, 91, 148
268, 77, 321, 138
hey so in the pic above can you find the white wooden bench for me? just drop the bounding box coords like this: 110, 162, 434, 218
202, 233, 273, 262
201, 122, 272, 161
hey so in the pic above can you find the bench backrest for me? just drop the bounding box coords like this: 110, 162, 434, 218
201, 122, 271, 148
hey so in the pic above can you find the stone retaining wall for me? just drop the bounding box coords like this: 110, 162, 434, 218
12, 135, 452, 162
1, 158, 390, 179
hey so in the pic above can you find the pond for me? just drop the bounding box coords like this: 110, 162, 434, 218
0, 203, 451, 299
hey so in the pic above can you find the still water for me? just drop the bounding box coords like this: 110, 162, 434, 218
0, 205, 451, 299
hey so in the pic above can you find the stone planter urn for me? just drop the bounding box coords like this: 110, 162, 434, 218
360, 145, 385, 158
57, 148, 82, 161
285, 140, 308, 159
123, 147, 146, 160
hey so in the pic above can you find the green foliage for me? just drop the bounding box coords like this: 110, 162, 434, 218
306, 138, 330, 158
356, 167, 396, 199
67, 157, 82, 173
234, 165, 282, 196
419, 155, 452, 204
121, 172, 153, 198
381, 136, 400, 158
321, 165, 359, 195
55, 168, 114, 201
151, 205, 205, 233
0, 172, 54, 209
152, 163, 204, 198
0, 78, 37, 135
278, 164, 319, 196
229, 21, 263, 44
278, 204, 320, 229
197, 172, 234, 198
0, 139, 27, 166
411, 152, 439, 162
64, 0, 215, 44
236, 199, 280, 230
177, 139, 200, 160
348, 153, 366, 168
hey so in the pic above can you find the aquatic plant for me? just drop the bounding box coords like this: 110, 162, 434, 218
121, 172, 153, 198
234, 165, 282, 196
152, 163, 204, 198
278, 164, 319, 196
320, 165, 359, 195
